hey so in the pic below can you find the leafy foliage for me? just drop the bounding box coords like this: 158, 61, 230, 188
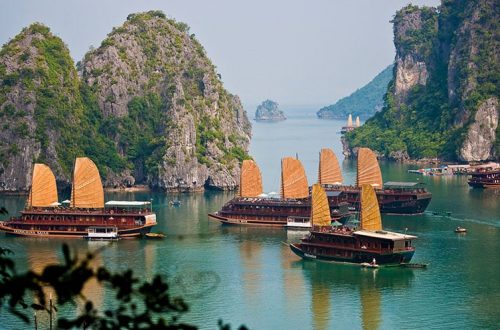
346, 1, 499, 160
0, 243, 247, 330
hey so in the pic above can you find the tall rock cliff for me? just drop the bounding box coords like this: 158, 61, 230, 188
345, 0, 498, 161
80, 11, 251, 191
0, 11, 251, 193
0, 24, 94, 192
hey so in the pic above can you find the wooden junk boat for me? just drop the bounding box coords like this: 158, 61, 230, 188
0, 158, 157, 238
289, 183, 418, 265
467, 169, 500, 188
321, 148, 432, 214
209, 158, 351, 227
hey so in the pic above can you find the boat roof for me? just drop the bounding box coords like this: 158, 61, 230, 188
383, 181, 422, 188
354, 229, 417, 241
105, 201, 151, 207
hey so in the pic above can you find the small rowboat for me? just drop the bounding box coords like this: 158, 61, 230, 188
454, 227, 467, 233
360, 262, 379, 268
145, 232, 166, 239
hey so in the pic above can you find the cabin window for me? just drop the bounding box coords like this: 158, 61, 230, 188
381, 242, 389, 249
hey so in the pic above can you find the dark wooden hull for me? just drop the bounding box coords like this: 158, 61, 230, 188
0, 222, 154, 238
289, 243, 415, 265
468, 181, 500, 189
378, 197, 432, 215
208, 212, 351, 228
324, 186, 432, 215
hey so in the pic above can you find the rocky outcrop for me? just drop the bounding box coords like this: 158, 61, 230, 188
0, 24, 88, 192
344, 1, 499, 162
255, 100, 286, 121
392, 5, 437, 105
460, 97, 498, 161
81, 11, 251, 191
0, 11, 252, 193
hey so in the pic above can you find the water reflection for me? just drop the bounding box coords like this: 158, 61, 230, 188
297, 261, 415, 330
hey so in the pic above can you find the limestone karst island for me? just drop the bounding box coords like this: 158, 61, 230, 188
0, 1, 498, 329
254, 99, 286, 121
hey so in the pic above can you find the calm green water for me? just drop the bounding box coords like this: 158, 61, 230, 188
1, 108, 499, 329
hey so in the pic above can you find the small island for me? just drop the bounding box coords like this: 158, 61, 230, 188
255, 100, 286, 121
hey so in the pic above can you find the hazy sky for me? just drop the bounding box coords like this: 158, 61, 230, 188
1, 0, 440, 108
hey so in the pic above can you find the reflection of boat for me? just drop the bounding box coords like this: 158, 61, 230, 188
145, 232, 166, 239
86, 226, 119, 241
0, 158, 157, 238
209, 159, 351, 227
290, 183, 418, 265
455, 227, 467, 233
323, 148, 432, 214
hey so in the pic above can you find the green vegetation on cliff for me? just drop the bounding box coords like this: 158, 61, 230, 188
346, 1, 498, 161
0, 11, 251, 191
317, 65, 393, 120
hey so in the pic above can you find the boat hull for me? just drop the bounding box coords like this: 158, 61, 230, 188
378, 197, 432, 215
208, 212, 351, 228
0, 222, 154, 238
289, 243, 415, 265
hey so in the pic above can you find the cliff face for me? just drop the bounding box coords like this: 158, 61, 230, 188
0, 11, 251, 193
317, 65, 393, 120
254, 100, 285, 121
0, 24, 91, 192
345, 1, 498, 161
81, 11, 251, 191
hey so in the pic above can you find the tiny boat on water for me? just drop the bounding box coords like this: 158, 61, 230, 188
455, 226, 467, 233
169, 200, 181, 206
145, 232, 166, 239
361, 262, 379, 268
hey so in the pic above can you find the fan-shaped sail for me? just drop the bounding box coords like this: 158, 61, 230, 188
281, 157, 309, 199
356, 116, 361, 127
318, 148, 343, 185
311, 184, 331, 227
70, 157, 104, 208
360, 184, 382, 231
356, 148, 383, 187
27, 164, 58, 207
239, 160, 263, 197
347, 114, 353, 127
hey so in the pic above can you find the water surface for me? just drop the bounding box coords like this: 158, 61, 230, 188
1, 108, 499, 329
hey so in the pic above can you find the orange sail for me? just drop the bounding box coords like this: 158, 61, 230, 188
70, 157, 104, 208
281, 157, 309, 199
356, 148, 383, 187
27, 164, 58, 207
318, 148, 343, 185
347, 114, 353, 127
239, 160, 263, 197
360, 184, 382, 231
311, 184, 331, 227
355, 116, 361, 127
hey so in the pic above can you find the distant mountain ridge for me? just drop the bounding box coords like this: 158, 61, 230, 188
317, 65, 393, 120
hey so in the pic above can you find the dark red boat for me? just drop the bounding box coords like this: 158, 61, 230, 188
0, 158, 156, 238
